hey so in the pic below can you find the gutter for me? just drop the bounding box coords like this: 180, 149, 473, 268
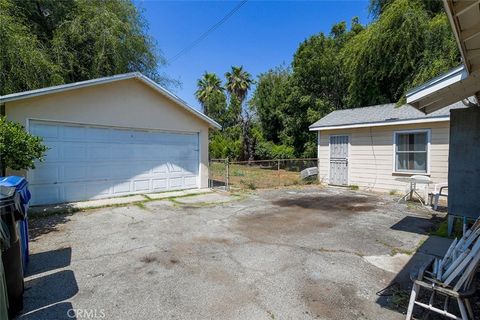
309, 116, 450, 131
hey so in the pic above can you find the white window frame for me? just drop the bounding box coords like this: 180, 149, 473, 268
392, 129, 431, 174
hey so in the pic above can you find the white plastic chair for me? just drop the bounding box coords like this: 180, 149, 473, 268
430, 182, 448, 210
411, 175, 432, 205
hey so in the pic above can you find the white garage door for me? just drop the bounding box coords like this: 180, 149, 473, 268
28, 120, 200, 205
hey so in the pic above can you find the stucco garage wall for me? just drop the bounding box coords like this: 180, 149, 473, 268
317, 121, 450, 193
5, 78, 211, 188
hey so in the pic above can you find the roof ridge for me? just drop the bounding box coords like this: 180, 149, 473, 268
331, 103, 400, 112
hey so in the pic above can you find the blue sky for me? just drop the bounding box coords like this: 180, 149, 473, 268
136, 1, 372, 110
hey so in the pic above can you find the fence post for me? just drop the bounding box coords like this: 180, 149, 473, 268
208, 160, 211, 188
225, 158, 230, 191
277, 159, 281, 186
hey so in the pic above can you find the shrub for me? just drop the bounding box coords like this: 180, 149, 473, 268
255, 141, 295, 160
0, 117, 48, 172
245, 181, 256, 190
302, 141, 317, 158
209, 131, 241, 159
232, 169, 245, 177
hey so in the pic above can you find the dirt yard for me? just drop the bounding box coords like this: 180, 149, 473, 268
210, 162, 317, 189
19, 186, 445, 320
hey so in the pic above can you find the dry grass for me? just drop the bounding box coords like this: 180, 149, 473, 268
210, 162, 318, 190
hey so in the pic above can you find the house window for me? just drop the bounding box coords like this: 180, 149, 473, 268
394, 130, 429, 173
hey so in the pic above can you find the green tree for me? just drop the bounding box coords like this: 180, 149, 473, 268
242, 1, 458, 160
282, 19, 363, 156
409, 13, 459, 90
0, 117, 48, 173
224, 66, 255, 161
225, 66, 254, 123
51, 0, 168, 85
369, 0, 444, 17
0, 0, 62, 95
13, 0, 76, 43
250, 66, 291, 143
225, 66, 253, 105
0, 0, 172, 96
195, 72, 225, 115
343, 0, 459, 107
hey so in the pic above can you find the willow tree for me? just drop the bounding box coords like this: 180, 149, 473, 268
0, 0, 171, 96
369, 0, 444, 17
409, 13, 460, 89
51, 0, 168, 85
0, 0, 62, 95
342, 0, 459, 108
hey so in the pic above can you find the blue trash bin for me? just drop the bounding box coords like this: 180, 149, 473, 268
0, 182, 24, 317
0, 177, 31, 275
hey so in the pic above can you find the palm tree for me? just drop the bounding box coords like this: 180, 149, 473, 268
225, 66, 253, 106
225, 66, 254, 162
195, 72, 224, 114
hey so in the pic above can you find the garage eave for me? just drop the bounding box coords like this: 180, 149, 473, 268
0, 73, 141, 103
444, 0, 480, 74
0, 72, 221, 130
406, 65, 480, 114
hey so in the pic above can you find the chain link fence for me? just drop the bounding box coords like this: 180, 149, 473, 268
209, 158, 319, 190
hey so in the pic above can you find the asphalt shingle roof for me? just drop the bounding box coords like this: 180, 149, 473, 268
309, 101, 465, 130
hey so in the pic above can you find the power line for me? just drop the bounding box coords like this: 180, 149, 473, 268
167, 0, 248, 64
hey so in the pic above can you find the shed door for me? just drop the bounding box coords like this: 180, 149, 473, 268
329, 135, 349, 186
28, 120, 199, 205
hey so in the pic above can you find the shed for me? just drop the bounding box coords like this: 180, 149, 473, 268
309, 102, 463, 193
0, 73, 221, 205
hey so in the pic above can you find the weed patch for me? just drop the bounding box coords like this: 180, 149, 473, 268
430, 219, 463, 238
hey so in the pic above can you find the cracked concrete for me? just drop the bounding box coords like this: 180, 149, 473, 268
19, 186, 438, 320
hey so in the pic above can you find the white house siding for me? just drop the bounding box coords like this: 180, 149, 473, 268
317, 121, 450, 193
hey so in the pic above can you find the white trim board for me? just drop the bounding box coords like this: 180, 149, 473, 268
309, 117, 449, 131
406, 65, 467, 103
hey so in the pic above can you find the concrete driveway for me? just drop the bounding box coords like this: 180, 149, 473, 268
19, 186, 440, 320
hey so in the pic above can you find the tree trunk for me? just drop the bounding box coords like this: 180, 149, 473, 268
241, 112, 254, 163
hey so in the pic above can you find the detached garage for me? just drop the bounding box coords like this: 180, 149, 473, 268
0, 73, 220, 205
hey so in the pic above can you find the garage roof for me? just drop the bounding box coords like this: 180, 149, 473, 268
309, 101, 464, 131
0, 72, 221, 129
